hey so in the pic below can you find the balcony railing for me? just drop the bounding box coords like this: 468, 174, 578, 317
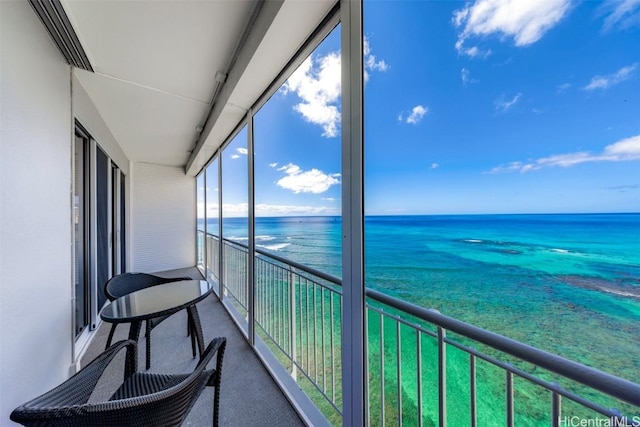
200, 231, 640, 426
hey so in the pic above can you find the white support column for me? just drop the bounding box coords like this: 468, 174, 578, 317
341, 0, 367, 425
202, 171, 207, 277
218, 149, 224, 299
247, 112, 256, 346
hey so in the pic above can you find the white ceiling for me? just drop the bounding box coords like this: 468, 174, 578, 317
62, 0, 336, 171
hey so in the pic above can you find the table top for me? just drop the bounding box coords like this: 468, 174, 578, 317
100, 279, 212, 323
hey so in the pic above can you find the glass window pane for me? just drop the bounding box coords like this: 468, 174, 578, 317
206, 158, 219, 283
74, 133, 89, 337
222, 126, 249, 319
96, 146, 109, 310
254, 25, 342, 275
253, 24, 343, 424
364, 1, 640, 425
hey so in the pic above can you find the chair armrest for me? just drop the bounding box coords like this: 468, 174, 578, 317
14, 340, 137, 410
196, 337, 226, 389
196, 337, 226, 369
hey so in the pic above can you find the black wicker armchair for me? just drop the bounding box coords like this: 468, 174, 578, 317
104, 272, 193, 369
10, 337, 227, 427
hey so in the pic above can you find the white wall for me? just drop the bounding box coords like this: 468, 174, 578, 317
0, 1, 73, 423
73, 75, 130, 176
72, 74, 132, 281
0, 3, 196, 422
131, 162, 195, 272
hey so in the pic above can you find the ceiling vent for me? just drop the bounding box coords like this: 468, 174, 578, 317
29, 0, 94, 72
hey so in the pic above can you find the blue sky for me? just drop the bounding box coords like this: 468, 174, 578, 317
204, 0, 639, 217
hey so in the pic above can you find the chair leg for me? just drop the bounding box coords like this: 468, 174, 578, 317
188, 313, 196, 358
187, 305, 205, 357
105, 324, 117, 350
145, 321, 152, 370
211, 344, 225, 427
187, 311, 191, 337
213, 382, 220, 427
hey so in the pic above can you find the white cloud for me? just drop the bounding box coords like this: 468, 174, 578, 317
399, 105, 429, 124
269, 162, 278, 168
488, 134, 640, 173
230, 147, 247, 160
197, 202, 218, 217
601, 0, 640, 31
222, 202, 248, 217
584, 64, 637, 90
277, 163, 300, 174
201, 202, 339, 217
604, 134, 640, 157
283, 37, 387, 137
364, 36, 389, 82
453, 0, 571, 57
406, 105, 428, 124
276, 163, 340, 194
283, 53, 341, 137
557, 82, 571, 92
461, 68, 478, 85
455, 41, 492, 59
430, 163, 440, 169
495, 93, 522, 112
255, 204, 340, 217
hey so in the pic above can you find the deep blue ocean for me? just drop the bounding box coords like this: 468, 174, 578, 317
214, 213, 640, 387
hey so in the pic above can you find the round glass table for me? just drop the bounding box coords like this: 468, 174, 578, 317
101, 279, 213, 369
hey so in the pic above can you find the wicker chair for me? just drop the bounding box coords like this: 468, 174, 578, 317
104, 272, 193, 369
10, 337, 227, 427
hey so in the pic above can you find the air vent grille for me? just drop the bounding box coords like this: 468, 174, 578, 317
29, 0, 93, 72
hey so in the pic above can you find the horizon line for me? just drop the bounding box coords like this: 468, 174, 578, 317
200, 211, 640, 219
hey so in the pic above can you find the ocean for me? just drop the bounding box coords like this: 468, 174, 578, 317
214, 213, 640, 423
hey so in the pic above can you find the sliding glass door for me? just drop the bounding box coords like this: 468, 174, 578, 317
74, 122, 126, 351
96, 146, 109, 310
74, 128, 90, 338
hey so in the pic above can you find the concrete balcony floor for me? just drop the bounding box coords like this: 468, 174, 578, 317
81, 267, 305, 426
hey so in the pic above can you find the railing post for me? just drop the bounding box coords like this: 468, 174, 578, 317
438, 326, 447, 427
380, 313, 385, 427
506, 371, 514, 427
552, 391, 561, 427
289, 266, 297, 380
396, 321, 403, 427
417, 330, 423, 427
470, 354, 477, 427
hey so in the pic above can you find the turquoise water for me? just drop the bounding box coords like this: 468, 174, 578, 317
211, 213, 640, 421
